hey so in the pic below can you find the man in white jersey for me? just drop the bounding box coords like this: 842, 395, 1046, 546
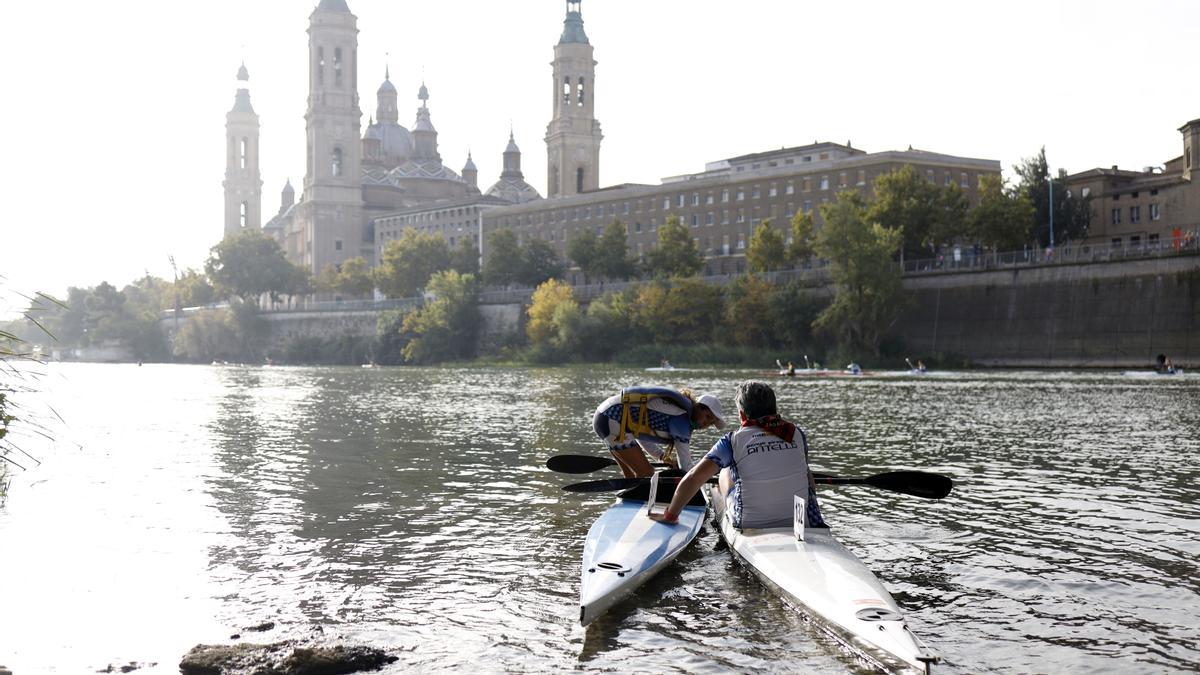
651, 380, 826, 528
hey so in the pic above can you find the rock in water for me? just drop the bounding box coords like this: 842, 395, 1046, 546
179, 642, 397, 675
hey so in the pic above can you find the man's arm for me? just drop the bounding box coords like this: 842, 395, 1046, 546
649, 458, 720, 523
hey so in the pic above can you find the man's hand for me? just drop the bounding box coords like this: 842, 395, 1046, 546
647, 510, 678, 524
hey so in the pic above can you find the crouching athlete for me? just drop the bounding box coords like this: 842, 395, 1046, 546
650, 380, 827, 529
592, 386, 726, 478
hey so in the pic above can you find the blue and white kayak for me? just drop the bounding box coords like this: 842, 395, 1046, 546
707, 486, 939, 674
578, 478, 705, 626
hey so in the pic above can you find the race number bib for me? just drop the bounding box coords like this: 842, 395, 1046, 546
793, 492, 807, 541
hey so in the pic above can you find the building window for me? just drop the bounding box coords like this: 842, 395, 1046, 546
721, 210, 729, 225
239, 202, 248, 228
786, 183, 794, 195
752, 187, 761, 199
663, 197, 671, 210
677, 194, 685, 208
623, 202, 630, 214
691, 214, 699, 227
960, 172, 967, 187
635, 221, 642, 232
943, 171, 951, 186
333, 48, 344, 87
736, 209, 745, 223
1111, 208, 1121, 224
1130, 206, 1141, 224
562, 77, 571, 105
839, 172, 848, 188
1111, 237, 1122, 249
820, 176, 829, 190
332, 147, 343, 176
859, 170, 867, 186
317, 47, 325, 85
803, 200, 812, 214
240, 137, 248, 169
706, 193, 714, 205
722, 234, 730, 255
803, 177, 811, 192
721, 189, 730, 203
1150, 203, 1160, 220
1149, 233, 1160, 246
335, 239, 343, 251
576, 168, 584, 193
737, 189, 745, 201
926, 169, 935, 182
706, 213, 714, 225
692, 193, 700, 206
1081, 187, 1090, 198
577, 77, 586, 106
737, 233, 745, 250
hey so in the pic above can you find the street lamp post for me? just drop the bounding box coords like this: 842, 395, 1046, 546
1047, 175, 1055, 252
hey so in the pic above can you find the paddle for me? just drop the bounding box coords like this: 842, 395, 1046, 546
562, 470, 952, 500
546, 454, 671, 474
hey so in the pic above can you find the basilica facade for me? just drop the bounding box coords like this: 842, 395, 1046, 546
222, 0, 567, 275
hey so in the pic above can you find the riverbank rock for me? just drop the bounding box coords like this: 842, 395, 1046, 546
179, 641, 397, 675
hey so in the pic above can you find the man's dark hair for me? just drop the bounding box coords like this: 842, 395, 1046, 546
735, 380, 777, 419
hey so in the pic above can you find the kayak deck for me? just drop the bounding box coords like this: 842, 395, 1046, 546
579, 498, 704, 626
708, 486, 939, 674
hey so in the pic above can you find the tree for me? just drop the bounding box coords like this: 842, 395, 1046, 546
335, 256, 374, 297
788, 211, 816, 264
968, 174, 1036, 251
176, 269, 216, 308
399, 270, 480, 363
1013, 147, 1090, 247
566, 229, 601, 277
519, 238, 565, 287
205, 229, 297, 301
595, 220, 639, 280
868, 165, 951, 259
375, 228, 451, 298
814, 191, 907, 357
526, 278, 578, 349
723, 274, 775, 347
483, 229, 522, 287
315, 264, 340, 294
450, 238, 480, 277
644, 216, 704, 278
746, 220, 788, 273
929, 181, 970, 248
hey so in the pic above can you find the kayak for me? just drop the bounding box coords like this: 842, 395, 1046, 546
1122, 369, 1185, 377
579, 477, 706, 626
706, 486, 939, 674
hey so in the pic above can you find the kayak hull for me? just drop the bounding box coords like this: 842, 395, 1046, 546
708, 487, 938, 674
579, 499, 705, 626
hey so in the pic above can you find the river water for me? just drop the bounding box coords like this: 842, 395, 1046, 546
0, 363, 1197, 674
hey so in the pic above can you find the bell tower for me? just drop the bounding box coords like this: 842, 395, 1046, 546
1181, 117, 1200, 182
295, 0, 363, 272
545, 0, 602, 197
223, 63, 262, 234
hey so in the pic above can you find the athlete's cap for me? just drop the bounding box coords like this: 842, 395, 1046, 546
696, 393, 726, 429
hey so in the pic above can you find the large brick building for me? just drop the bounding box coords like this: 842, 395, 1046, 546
1066, 118, 1200, 251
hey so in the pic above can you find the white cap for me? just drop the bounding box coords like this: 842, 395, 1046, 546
696, 393, 727, 429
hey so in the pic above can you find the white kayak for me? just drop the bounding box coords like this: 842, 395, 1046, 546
579, 478, 706, 626
707, 486, 939, 674
1122, 369, 1185, 377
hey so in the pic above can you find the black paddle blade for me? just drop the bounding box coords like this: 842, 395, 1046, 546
546, 455, 618, 474
865, 471, 953, 500
562, 477, 654, 493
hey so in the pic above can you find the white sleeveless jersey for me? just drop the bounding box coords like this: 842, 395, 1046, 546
729, 425, 811, 529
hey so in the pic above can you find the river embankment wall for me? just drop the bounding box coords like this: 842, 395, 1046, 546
892, 254, 1199, 367
156, 255, 1199, 367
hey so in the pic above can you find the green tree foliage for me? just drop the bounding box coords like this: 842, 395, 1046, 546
38, 281, 168, 360
644, 216, 704, 278
375, 228, 451, 298
399, 270, 481, 363
519, 238, 565, 287
566, 229, 600, 277
968, 174, 1036, 250
483, 229, 522, 287
335, 256, 374, 297
595, 220, 638, 280
172, 301, 268, 363
746, 220, 788, 272
527, 278, 579, 350
176, 269, 216, 308
575, 289, 637, 360
315, 264, 340, 294
206, 229, 298, 302
814, 192, 907, 357
629, 277, 724, 344
868, 164, 966, 258
723, 274, 776, 347
788, 211, 816, 264
1013, 147, 1090, 246
450, 239, 481, 277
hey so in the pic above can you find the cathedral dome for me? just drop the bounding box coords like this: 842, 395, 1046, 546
365, 121, 415, 164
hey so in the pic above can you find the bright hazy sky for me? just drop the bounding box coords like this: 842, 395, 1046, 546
1, 0, 1197, 307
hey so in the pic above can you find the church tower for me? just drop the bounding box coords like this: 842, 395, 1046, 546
545, 0, 603, 197
1181, 117, 1200, 182
223, 63, 262, 234
296, 0, 363, 272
